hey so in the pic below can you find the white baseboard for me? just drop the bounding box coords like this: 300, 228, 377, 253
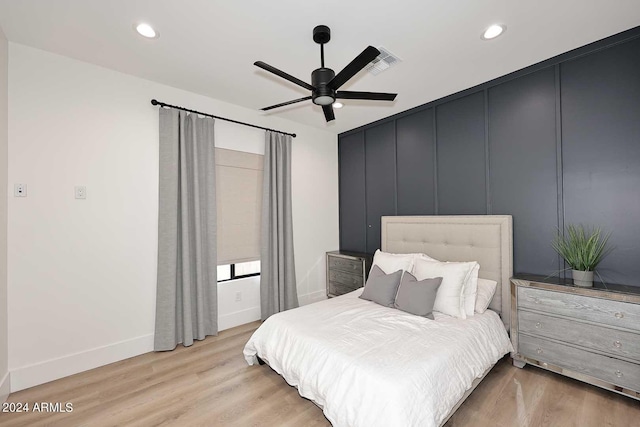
9, 298, 319, 393
299, 290, 327, 306
0, 371, 10, 403
219, 306, 261, 331
10, 334, 154, 392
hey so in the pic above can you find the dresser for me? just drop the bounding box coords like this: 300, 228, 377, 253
326, 251, 372, 297
511, 275, 640, 400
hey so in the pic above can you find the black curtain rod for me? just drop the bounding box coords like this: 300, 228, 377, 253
150, 99, 296, 138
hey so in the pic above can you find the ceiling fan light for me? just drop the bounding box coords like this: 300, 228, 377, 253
313, 95, 335, 106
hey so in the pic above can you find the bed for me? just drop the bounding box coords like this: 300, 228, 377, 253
244, 215, 514, 427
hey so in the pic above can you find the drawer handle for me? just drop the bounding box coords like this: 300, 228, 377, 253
533, 298, 541, 304
615, 312, 624, 319
535, 322, 542, 329
615, 370, 623, 378
614, 340, 622, 348
536, 348, 543, 355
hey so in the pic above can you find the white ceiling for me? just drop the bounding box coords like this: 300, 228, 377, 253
0, 0, 638, 134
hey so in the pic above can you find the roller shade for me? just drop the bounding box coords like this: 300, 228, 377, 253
216, 148, 263, 265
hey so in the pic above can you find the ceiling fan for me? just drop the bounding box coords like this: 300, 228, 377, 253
254, 25, 397, 122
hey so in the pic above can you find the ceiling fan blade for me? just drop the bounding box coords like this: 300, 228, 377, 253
336, 91, 397, 101
261, 96, 312, 111
254, 61, 315, 91
322, 104, 335, 122
328, 46, 380, 90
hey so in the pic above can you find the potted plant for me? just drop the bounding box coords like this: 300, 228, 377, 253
552, 224, 612, 287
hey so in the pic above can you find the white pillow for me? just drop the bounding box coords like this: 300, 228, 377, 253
371, 250, 414, 274
414, 253, 439, 262
412, 258, 476, 319
475, 278, 498, 313
410, 255, 479, 317
463, 263, 480, 317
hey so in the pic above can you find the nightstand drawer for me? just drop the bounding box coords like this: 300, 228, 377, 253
519, 334, 640, 393
328, 281, 361, 297
327, 251, 371, 298
519, 310, 640, 363
329, 269, 364, 288
518, 287, 640, 333
328, 256, 364, 276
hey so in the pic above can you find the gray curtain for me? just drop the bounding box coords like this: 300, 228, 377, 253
154, 108, 218, 351
260, 131, 298, 319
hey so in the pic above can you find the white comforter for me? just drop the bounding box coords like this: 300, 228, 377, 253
243, 289, 513, 427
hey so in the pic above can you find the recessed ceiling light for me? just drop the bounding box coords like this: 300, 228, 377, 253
135, 23, 159, 39
334, 102, 344, 109
481, 24, 506, 40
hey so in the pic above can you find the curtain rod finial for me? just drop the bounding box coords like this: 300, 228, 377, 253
151, 99, 159, 106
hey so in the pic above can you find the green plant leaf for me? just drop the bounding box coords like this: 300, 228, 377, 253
552, 224, 612, 271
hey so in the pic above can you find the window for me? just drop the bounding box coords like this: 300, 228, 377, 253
214, 125, 263, 278
217, 261, 261, 282
216, 148, 263, 265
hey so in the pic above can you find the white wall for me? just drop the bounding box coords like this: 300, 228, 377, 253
0, 27, 9, 402
7, 43, 338, 392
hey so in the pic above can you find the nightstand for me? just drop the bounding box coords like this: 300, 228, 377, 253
511, 275, 640, 401
326, 251, 372, 298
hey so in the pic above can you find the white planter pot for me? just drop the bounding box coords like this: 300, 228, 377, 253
572, 270, 594, 287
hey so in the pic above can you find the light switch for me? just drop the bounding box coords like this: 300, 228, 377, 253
75, 186, 87, 199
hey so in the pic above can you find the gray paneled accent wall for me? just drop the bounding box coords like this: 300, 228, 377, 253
338, 27, 640, 286
488, 68, 559, 275
436, 92, 486, 215
561, 37, 640, 285
396, 109, 435, 215
338, 132, 366, 252
364, 122, 396, 253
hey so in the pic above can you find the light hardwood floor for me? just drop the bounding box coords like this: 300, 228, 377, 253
2, 321, 639, 427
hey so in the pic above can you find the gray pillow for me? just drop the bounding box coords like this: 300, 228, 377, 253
359, 265, 403, 307
394, 271, 442, 319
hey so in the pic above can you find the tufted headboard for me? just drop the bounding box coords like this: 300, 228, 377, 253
381, 215, 513, 330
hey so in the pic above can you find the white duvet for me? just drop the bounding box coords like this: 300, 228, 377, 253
243, 289, 513, 427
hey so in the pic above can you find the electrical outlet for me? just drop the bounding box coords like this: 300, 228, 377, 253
75, 186, 87, 199
14, 184, 27, 197
235, 291, 242, 302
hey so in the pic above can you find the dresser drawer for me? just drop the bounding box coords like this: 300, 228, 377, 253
328, 256, 364, 276
328, 281, 361, 297
329, 269, 364, 288
519, 334, 640, 393
518, 310, 640, 363
518, 287, 640, 333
